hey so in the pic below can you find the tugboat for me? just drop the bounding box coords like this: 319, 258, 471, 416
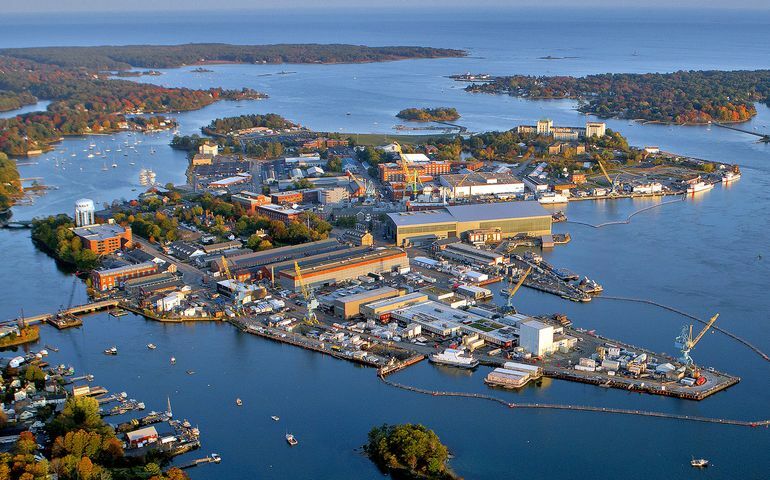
691, 458, 709, 468
103, 346, 118, 355
285, 433, 298, 446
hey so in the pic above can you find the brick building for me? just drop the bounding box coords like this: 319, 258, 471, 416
72, 223, 132, 255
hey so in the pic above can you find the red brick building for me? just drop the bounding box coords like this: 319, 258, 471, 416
91, 261, 159, 291
231, 191, 271, 213
72, 223, 132, 255
256, 204, 302, 223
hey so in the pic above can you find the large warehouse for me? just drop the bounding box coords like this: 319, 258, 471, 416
386, 201, 552, 247
277, 247, 408, 291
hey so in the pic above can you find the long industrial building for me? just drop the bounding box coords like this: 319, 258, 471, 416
277, 247, 408, 291
386, 201, 552, 247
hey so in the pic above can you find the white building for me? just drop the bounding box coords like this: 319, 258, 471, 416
440, 173, 525, 199
632, 182, 663, 194
585, 122, 607, 138
74, 198, 95, 227
518, 319, 554, 356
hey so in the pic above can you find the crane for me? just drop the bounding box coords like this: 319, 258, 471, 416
675, 313, 719, 369
294, 261, 319, 325
505, 266, 531, 310
220, 256, 234, 281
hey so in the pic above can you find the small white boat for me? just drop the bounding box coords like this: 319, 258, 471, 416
170, 356, 176, 364
236, 398, 243, 406
147, 343, 156, 349
111, 163, 118, 168
285, 433, 298, 446
104, 346, 118, 355
691, 458, 709, 468
210, 453, 221, 463
271, 416, 280, 421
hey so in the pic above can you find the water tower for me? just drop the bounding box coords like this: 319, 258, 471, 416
74, 198, 95, 227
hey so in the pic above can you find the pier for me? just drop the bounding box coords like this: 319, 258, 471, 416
378, 376, 769, 428
712, 122, 770, 142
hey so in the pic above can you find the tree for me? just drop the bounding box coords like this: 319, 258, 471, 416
292, 178, 313, 190
326, 156, 342, 172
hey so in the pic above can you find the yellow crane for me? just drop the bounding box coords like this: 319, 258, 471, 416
505, 266, 532, 310
676, 313, 719, 369
220, 255, 234, 281
294, 261, 319, 325
595, 157, 616, 193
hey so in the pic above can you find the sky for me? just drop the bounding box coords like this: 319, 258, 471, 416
4, 0, 769, 13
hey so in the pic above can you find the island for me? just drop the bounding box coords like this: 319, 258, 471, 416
365, 424, 458, 480
466, 70, 770, 124
396, 107, 460, 122
0, 44, 467, 70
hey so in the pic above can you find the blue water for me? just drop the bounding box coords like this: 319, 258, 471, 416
0, 8, 768, 479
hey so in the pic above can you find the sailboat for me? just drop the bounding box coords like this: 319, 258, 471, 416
101, 162, 108, 171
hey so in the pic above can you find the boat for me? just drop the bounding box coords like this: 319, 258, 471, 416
691, 458, 709, 468
104, 346, 118, 355
170, 356, 176, 364
87, 154, 95, 158
186, 370, 195, 375
236, 398, 243, 406
147, 343, 156, 349
429, 348, 479, 369
721, 171, 741, 183
111, 163, 118, 168
285, 433, 298, 446
687, 181, 714, 194
271, 416, 280, 421
210, 453, 221, 463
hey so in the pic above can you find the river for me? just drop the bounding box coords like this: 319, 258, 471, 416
0, 8, 768, 479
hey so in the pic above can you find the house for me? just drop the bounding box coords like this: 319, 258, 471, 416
168, 241, 204, 261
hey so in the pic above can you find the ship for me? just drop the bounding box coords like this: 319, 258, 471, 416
690, 458, 709, 468
721, 171, 741, 183
687, 181, 714, 194
285, 433, 298, 446
429, 348, 479, 369
538, 192, 569, 204
139, 168, 157, 186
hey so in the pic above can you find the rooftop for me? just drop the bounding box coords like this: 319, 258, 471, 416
387, 200, 549, 227
72, 223, 129, 241
441, 172, 524, 187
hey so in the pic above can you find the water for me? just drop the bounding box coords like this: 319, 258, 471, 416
0, 8, 769, 479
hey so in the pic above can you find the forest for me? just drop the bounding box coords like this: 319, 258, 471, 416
396, 107, 460, 122
202, 113, 299, 136
0, 44, 466, 70
0, 153, 22, 211
467, 70, 770, 124
365, 423, 457, 480
0, 55, 265, 156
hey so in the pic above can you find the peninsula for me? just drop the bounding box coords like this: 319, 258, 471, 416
465, 70, 770, 124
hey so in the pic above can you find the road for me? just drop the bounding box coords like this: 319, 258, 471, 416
134, 236, 209, 286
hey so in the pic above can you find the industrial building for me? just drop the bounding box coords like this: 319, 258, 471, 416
91, 261, 159, 291
72, 223, 133, 255
378, 160, 451, 183
386, 201, 552, 247
438, 242, 504, 265
333, 286, 403, 319
277, 247, 408, 291
439, 173, 524, 199
360, 292, 429, 322
518, 319, 554, 356
209, 173, 252, 189
211, 239, 342, 278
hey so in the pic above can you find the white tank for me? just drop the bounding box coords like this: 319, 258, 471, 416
74, 198, 95, 227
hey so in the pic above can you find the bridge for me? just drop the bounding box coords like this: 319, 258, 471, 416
4, 299, 122, 326
712, 122, 770, 142
0, 220, 33, 229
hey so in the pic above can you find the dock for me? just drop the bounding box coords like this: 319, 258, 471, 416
179, 454, 222, 469
378, 355, 425, 376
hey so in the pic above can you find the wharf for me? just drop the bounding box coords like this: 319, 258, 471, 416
378, 355, 425, 376
236, 321, 382, 368
47, 314, 83, 329
508, 255, 591, 302
179, 455, 221, 469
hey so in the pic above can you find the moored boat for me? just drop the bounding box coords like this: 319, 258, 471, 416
429, 348, 479, 369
